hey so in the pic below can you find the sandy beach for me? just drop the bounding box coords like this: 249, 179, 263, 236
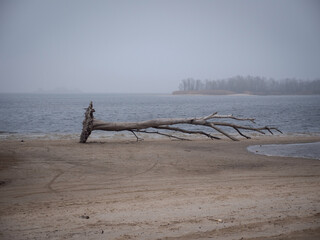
0, 135, 320, 239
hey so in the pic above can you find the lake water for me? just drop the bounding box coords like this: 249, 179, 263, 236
0, 94, 319, 140
247, 142, 320, 160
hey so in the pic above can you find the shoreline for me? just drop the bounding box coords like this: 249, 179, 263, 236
1, 135, 320, 239
248, 141, 320, 160
172, 90, 320, 96
1, 131, 320, 140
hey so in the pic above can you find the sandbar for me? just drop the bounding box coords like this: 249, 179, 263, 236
0, 135, 320, 239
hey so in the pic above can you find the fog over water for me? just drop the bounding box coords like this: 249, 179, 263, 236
1, 0, 320, 93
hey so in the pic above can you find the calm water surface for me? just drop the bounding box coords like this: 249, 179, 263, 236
248, 142, 320, 160
0, 93, 319, 139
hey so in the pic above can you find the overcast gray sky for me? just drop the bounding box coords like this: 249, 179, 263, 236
1, 0, 320, 93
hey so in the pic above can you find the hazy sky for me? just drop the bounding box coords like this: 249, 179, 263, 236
1, 0, 320, 93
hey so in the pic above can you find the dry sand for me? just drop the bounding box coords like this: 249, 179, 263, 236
0, 135, 320, 240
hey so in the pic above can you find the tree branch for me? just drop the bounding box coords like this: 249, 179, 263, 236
80, 102, 281, 143
135, 130, 190, 141
130, 130, 144, 142
153, 125, 221, 140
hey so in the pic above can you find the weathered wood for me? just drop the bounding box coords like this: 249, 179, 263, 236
79, 101, 95, 143
79, 102, 282, 143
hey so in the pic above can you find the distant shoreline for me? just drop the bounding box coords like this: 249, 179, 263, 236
172, 90, 320, 96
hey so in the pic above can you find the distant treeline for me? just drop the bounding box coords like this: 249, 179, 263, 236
174, 76, 320, 95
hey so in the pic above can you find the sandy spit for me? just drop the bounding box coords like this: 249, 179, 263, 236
0, 136, 320, 240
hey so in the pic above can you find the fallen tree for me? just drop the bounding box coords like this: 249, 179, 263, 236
80, 101, 282, 143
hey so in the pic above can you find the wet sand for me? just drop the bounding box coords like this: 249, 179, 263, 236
0, 136, 320, 239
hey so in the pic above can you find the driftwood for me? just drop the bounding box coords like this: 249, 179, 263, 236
80, 101, 282, 143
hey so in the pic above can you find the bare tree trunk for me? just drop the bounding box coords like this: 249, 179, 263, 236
80, 102, 281, 143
